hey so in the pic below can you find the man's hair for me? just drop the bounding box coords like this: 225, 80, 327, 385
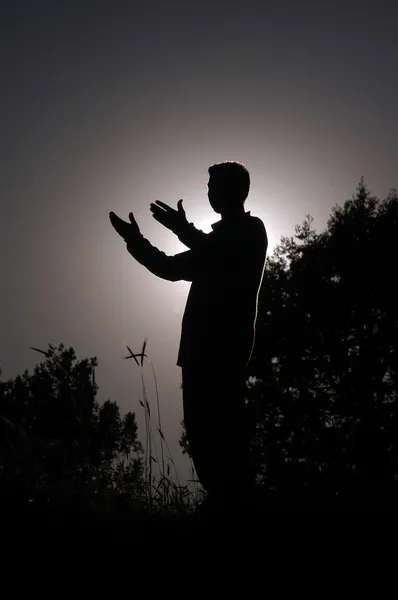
208, 161, 250, 203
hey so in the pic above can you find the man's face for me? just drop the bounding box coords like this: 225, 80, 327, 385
207, 175, 226, 214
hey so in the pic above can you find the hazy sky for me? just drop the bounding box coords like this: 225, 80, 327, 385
1, 0, 397, 480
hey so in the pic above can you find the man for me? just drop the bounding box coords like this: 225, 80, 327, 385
109, 161, 268, 505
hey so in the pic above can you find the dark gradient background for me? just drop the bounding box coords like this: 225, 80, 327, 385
1, 0, 397, 479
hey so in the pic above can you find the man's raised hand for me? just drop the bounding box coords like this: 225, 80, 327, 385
150, 199, 188, 233
109, 211, 141, 242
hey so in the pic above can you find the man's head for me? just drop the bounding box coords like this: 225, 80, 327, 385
207, 161, 250, 214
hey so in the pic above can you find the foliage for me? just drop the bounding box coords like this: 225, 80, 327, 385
0, 343, 144, 512
246, 179, 398, 505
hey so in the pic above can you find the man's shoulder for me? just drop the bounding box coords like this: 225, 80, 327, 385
247, 214, 264, 225
246, 214, 266, 233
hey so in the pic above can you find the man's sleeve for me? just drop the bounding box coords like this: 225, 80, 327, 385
126, 217, 267, 281
125, 233, 198, 282
196, 217, 267, 265
172, 221, 208, 249
174, 217, 267, 268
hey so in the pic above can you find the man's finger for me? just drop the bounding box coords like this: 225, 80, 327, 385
150, 203, 165, 213
109, 211, 122, 226
154, 200, 173, 212
150, 206, 166, 221
109, 212, 129, 237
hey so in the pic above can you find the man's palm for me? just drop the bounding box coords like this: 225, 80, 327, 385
150, 199, 188, 232
109, 211, 140, 241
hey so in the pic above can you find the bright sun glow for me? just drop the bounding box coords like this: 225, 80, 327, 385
192, 213, 217, 234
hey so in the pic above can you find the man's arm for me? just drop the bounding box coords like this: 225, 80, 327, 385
173, 216, 268, 274
149, 199, 209, 249
179, 216, 267, 266
173, 220, 209, 249
126, 232, 197, 282
115, 211, 267, 282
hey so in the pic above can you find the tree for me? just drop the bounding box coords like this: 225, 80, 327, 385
246, 179, 398, 506
0, 343, 143, 510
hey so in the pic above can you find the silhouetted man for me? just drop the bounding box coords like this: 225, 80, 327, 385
109, 161, 268, 505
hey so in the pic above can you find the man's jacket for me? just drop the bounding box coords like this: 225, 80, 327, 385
126, 211, 268, 369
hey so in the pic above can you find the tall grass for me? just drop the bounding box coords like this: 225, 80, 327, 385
124, 338, 205, 515
29, 341, 204, 516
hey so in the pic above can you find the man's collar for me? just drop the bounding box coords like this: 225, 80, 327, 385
211, 211, 251, 231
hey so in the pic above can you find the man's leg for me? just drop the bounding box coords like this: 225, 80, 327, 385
182, 363, 250, 501
181, 366, 214, 493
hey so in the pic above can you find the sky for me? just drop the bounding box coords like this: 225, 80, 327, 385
1, 0, 397, 481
